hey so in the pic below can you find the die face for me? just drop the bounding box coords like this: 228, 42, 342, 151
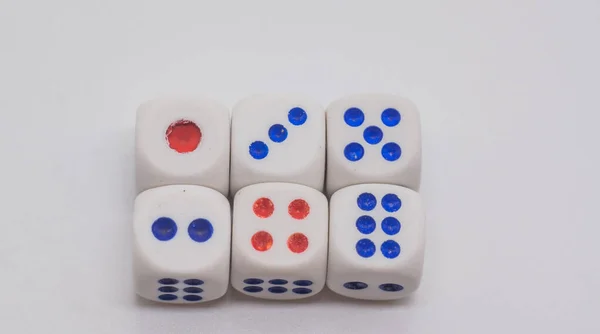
231, 182, 328, 300
325, 94, 422, 196
327, 184, 425, 300
230, 95, 326, 195
133, 185, 231, 303
135, 98, 230, 196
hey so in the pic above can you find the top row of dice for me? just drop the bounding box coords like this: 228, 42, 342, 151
135, 94, 422, 197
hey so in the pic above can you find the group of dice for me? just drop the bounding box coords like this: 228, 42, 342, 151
133, 94, 425, 304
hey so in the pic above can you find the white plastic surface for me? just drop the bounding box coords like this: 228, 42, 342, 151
230, 95, 326, 196
135, 98, 230, 196
327, 184, 425, 300
231, 182, 328, 300
326, 94, 422, 196
133, 185, 231, 303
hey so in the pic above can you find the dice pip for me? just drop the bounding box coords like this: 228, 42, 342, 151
133, 185, 231, 303
327, 184, 425, 300
325, 94, 422, 196
230, 95, 326, 196
135, 98, 230, 196
231, 183, 328, 300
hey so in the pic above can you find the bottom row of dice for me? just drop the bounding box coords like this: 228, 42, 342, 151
133, 182, 425, 303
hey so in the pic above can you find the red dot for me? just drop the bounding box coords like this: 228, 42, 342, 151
288, 199, 310, 220
287, 233, 309, 253
251, 231, 273, 251
253, 197, 274, 218
165, 120, 202, 153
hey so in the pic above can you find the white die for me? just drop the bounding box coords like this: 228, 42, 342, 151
327, 184, 425, 300
133, 185, 231, 303
231, 183, 328, 300
135, 98, 230, 196
325, 94, 422, 196
229, 95, 326, 196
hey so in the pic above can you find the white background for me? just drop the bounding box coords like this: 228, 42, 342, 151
0, 0, 598, 333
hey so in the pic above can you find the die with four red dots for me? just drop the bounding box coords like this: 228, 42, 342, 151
135, 98, 231, 196
230, 95, 326, 196
132, 185, 231, 303
325, 94, 422, 196
327, 184, 425, 301
231, 183, 328, 300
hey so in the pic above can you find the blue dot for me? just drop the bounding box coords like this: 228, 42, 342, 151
363, 126, 383, 145
187, 218, 213, 243
381, 108, 401, 127
344, 107, 365, 127
158, 278, 178, 285
288, 107, 307, 126
293, 280, 313, 286
243, 286, 263, 293
292, 288, 313, 295
249, 141, 269, 159
379, 283, 404, 292
243, 278, 264, 285
344, 142, 364, 161
158, 294, 177, 301
381, 217, 401, 235
381, 240, 401, 259
268, 287, 288, 294
151, 217, 177, 241
183, 287, 203, 293
357, 192, 377, 211
183, 279, 204, 286
268, 279, 288, 285
381, 142, 401, 161
183, 295, 203, 301
343, 282, 368, 290
356, 215, 376, 234
158, 286, 178, 293
355, 238, 376, 258
381, 193, 402, 212
268, 124, 288, 143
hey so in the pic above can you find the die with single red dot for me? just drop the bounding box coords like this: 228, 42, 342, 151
231, 182, 328, 300
135, 98, 231, 196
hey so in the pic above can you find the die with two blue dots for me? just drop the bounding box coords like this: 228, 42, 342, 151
327, 184, 425, 300
133, 185, 231, 303
230, 95, 326, 195
325, 94, 422, 196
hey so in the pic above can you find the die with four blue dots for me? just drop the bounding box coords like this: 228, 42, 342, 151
327, 184, 425, 300
325, 94, 422, 196
133, 185, 231, 303
230, 95, 326, 195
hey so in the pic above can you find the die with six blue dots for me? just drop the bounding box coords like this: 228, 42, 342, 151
327, 183, 425, 300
